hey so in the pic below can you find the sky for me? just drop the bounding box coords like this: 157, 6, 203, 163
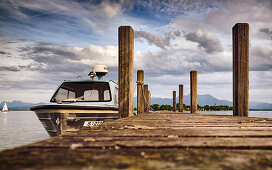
0, 0, 271, 103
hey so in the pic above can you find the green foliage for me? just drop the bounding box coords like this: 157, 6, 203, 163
150, 104, 160, 111
150, 104, 233, 111
159, 104, 172, 111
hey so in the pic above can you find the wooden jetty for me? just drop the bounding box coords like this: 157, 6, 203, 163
1, 112, 272, 169
1, 23, 268, 169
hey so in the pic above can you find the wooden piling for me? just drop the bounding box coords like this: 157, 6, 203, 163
118, 26, 134, 118
137, 70, 144, 114
179, 84, 183, 113
144, 84, 149, 113
148, 90, 150, 112
190, 71, 197, 113
173, 91, 176, 112
233, 23, 249, 117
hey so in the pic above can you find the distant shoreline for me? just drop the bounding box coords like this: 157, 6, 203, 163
6, 108, 272, 112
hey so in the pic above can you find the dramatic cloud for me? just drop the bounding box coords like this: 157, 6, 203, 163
19, 42, 118, 73
184, 30, 223, 53
0, 38, 119, 92
251, 45, 272, 71
0, 0, 272, 103
259, 28, 272, 40
135, 30, 181, 49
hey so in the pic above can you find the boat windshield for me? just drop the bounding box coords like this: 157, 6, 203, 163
51, 82, 111, 102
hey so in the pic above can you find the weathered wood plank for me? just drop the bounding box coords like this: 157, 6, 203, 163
1, 112, 272, 169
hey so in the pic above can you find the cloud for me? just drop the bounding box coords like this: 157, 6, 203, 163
135, 30, 181, 49
259, 28, 272, 40
0, 66, 21, 72
184, 30, 223, 53
18, 42, 118, 74
0, 38, 119, 92
250, 45, 272, 71
92, 1, 122, 19
0, 51, 11, 55
125, 0, 216, 18
134, 45, 231, 76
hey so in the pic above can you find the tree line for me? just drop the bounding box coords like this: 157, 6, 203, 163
150, 103, 233, 111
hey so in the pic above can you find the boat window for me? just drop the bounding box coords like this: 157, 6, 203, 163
55, 88, 68, 101
104, 90, 110, 101
68, 91, 76, 99
84, 90, 99, 101
51, 82, 111, 102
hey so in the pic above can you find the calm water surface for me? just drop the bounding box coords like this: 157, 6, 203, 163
0, 110, 272, 152
0, 111, 49, 151
198, 110, 272, 118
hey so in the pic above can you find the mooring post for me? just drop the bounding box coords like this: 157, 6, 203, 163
137, 70, 144, 114
144, 84, 149, 113
179, 84, 183, 113
233, 23, 249, 116
118, 26, 134, 118
148, 90, 151, 112
173, 91, 176, 112
190, 71, 197, 113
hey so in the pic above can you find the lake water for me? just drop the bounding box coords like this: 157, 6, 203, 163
0, 110, 272, 152
0, 111, 49, 152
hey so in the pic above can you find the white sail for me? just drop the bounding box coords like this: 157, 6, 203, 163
2, 102, 8, 112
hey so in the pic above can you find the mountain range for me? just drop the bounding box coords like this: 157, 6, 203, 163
134, 94, 272, 110
0, 100, 46, 110
1, 94, 272, 110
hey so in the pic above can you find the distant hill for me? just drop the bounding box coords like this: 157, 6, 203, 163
0, 101, 47, 111
249, 101, 272, 110
1, 94, 272, 110
134, 94, 272, 109
150, 94, 232, 106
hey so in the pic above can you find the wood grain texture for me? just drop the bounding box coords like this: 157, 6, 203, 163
118, 26, 134, 118
233, 23, 249, 116
144, 84, 149, 113
1, 112, 272, 169
179, 84, 183, 113
190, 71, 197, 113
173, 91, 176, 112
137, 70, 144, 114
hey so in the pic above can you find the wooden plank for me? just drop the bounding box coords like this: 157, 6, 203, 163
1, 112, 272, 169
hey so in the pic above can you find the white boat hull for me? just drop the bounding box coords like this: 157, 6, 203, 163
31, 105, 119, 137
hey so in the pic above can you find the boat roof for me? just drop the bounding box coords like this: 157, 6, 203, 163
62, 79, 118, 85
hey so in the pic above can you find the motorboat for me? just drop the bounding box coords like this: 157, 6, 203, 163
30, 65, 119, 137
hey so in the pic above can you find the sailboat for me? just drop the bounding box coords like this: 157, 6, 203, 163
2, 102, 9, 112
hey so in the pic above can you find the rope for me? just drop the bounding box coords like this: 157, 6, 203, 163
133, 82, 137, 96
136, 81, 154, 112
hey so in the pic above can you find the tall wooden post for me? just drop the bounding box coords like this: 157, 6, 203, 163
118, 26, 134, 118
137, 70, 144, 114
190, 71, 197, 113
179, 84, 183, 113
233, 23, 249, 116
144, 84, 149, 113
173, 91, 176, 112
